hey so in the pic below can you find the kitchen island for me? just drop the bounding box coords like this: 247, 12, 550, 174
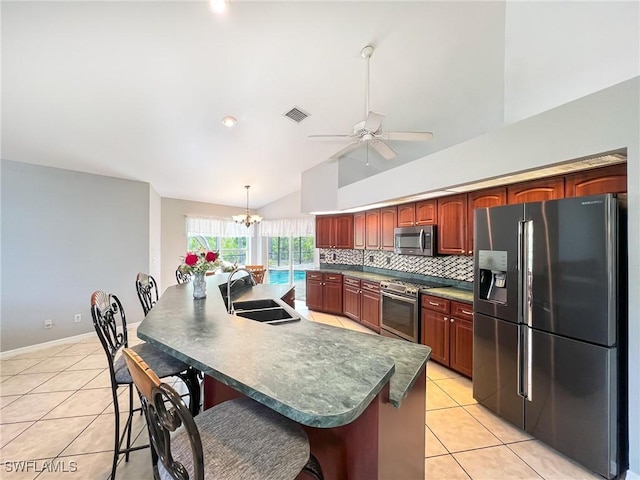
138, 273, 431, 479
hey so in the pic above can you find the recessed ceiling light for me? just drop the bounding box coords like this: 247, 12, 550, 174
209, 0, 228, 14
222, 116, 237, 127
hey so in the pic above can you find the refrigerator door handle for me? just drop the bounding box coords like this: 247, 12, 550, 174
517, 325, 533, 401
523, 220, 534, 328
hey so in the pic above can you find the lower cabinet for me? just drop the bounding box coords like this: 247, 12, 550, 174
306, 271, 343, 314
342, 276, 380, 333
421, 295, 473, 378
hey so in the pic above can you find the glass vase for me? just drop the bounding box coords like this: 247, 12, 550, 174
193, 272, 207, 299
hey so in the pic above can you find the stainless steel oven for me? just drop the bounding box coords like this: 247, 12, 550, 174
380, 281, 420, 342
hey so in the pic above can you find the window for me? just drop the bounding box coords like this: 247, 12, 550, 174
267, 236, 314, 301
186, 235, 248, 265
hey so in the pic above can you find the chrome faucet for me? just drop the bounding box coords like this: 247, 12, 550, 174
227, 267, 257, 314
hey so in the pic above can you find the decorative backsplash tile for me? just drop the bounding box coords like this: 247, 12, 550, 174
319, 249, 474, 282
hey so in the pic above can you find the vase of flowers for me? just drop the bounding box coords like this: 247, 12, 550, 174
179, 250, 220, 299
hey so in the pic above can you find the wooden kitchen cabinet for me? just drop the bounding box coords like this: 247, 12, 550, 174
365, 210, 381, 250
305, 271, 343, 314
343, 276, 362, 321
360, 280, 381, 332
437, 194, 468, 255
467, 187, 507, 256
507, 177, 565, 204
421, 295, 473, 378
342, 277, 380, 332
315, 214, 354, 249
353, 211, 366, 250
565, 164, 627, 197
397, 200, 436, 227
364, 207, 396, 251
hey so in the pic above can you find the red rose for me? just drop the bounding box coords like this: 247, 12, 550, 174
185, 254, 198, 266
205, 251, 218, 262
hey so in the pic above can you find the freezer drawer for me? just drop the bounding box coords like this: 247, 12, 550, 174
472, 313, 523, 428
526, 329, 621, 479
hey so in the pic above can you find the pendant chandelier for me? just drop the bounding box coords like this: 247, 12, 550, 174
232, 185, 263, 228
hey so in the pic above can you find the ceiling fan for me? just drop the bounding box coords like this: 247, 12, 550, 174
309, 45, 433, 161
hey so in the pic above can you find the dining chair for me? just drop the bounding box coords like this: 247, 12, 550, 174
245, 265, 266, 284
135, 272, 159, 316
176, 266, 194, 284
91, 291, 201, 480
123, 347, 324, 480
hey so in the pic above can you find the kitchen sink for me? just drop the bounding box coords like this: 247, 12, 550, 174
234, 306, 300, 325
232, 298, 281, 311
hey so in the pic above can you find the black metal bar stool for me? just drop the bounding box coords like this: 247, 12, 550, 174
123, 348, 323, 480
91, 291, 201, 480
176, 267, 194, 284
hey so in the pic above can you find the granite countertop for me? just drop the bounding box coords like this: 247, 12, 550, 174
138, 274, 431, 428
423, 287, 474, 303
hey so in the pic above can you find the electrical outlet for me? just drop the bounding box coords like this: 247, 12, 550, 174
386, 257, 391, 265
74, 313, 82, 323
332, 253, 336, 260
369, 255, 374, 262
43, 319, 53, 329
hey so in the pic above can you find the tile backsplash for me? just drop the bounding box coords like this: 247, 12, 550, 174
319, 249, 474, 282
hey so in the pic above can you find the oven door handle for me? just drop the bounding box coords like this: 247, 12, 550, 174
420, 229, 425, 253
381, 291, 417, 304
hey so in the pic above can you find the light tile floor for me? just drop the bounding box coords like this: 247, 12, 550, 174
0, 304, 602, 480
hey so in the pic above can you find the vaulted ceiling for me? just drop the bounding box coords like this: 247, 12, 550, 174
2, 1, 507, 209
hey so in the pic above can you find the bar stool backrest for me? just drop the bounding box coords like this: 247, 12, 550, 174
91, 291, 128, 364
176, 267, 194, 285
136, 272, 159, 316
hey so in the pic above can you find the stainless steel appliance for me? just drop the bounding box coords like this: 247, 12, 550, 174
394, 226, 435, 256
473, 194, 627, 479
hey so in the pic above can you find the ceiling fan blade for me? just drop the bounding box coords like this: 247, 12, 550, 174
370, 139, 396, 160
330, 141, 361, 159
308, 134, 354, 140
364, 111, 385, 132
379, 131, 434, 141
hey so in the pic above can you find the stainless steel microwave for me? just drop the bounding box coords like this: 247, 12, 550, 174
394, 226, 436, 256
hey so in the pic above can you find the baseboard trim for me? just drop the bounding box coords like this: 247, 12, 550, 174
0, 321, 142, 360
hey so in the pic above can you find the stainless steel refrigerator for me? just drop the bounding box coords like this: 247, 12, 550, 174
472, 194, 627, 479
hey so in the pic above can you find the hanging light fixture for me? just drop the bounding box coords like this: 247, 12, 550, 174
232, 185, 263, 228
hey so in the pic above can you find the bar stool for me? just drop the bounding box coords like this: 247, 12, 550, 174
176, 267, 194, 284
123, 347, 323, 480
135, 272, 159, 315
245, 265, 266, 284
91, 291, 201, 480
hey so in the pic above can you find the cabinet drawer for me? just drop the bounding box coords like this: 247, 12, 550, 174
343, 276, 361, 287
451, 301, 473, 321
421, 295, 450, 314
307, 272, 322, 281
361, 280, 380, 292
324, 274, 343, 283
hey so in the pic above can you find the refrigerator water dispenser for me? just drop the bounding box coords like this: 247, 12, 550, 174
478, 250, 508, 304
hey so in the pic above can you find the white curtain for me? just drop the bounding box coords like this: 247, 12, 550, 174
258, 217, 315, 237
185, 216, 253, 237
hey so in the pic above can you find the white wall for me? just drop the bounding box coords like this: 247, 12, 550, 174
0, 160, 150, 351
504, 0, 640, 124
160, 197, 244, 293
149, 185, 162, 290
257, 189, 311, 220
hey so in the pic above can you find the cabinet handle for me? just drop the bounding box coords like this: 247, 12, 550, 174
450, 318, 454, 323
468, 250, 473, 254
444, 316, 448, 321
429, 301, 440, 306
462, 309, 473, 315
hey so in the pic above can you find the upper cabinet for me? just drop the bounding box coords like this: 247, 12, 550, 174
364, 207, 396, 251
397, 200, 437, 227
467, 187, 507, 255
565, 164, 627, 197
315, 214, 354, 249
437, 194, 468, 256
507, 177, 565, 204
353, 212, 366, 250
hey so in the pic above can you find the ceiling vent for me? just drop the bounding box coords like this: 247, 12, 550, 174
283, 106, 310, 123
